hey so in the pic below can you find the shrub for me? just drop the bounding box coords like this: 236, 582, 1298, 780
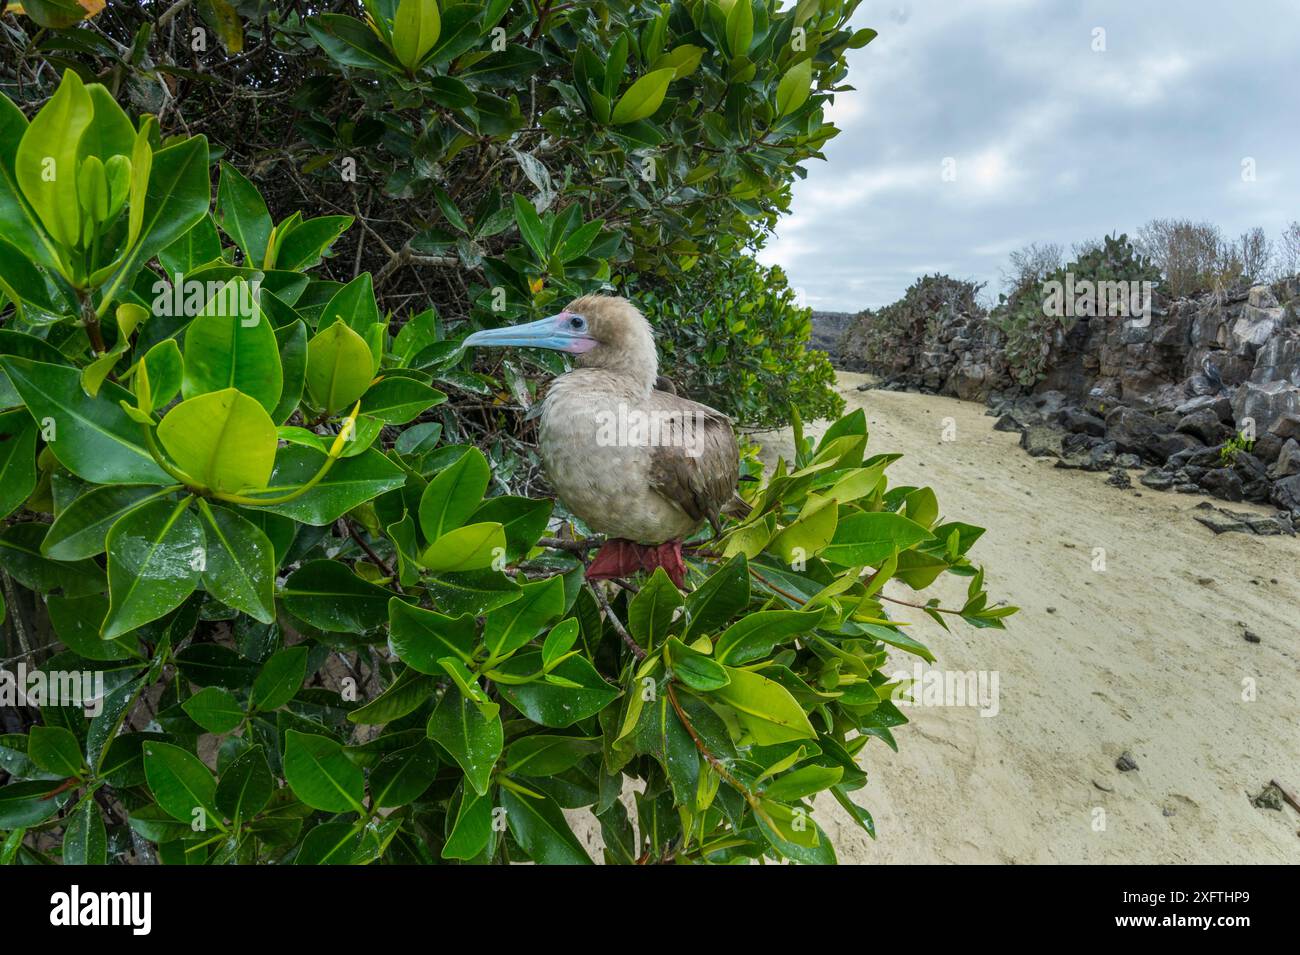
0, 0, 868, 431
637, 254, 844, 428
0, 17, 1013, 866
839, 273, 986, 375
992, 233, 1158, 387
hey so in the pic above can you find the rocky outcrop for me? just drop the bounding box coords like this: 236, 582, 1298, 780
840, 278, 1300, 523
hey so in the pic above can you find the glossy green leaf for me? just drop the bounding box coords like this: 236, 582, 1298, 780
426, 685, 502, 796
28, 725, 85, 776
181, 686, 244, 733
158, 389, 278, 494
305, 320, 374, 414
710, 666, 816, 745
419, 446, 490, 541
103, 496, 202, 640
282, 560, 393, 632
251, 646, 309, 711
388, 598, 477, 672
198, 500, 276, 622
0, 357, 169, 485
499, 787, 592, 865
142, 740, 221, 826
180, 279, 283, 412
283, 730, 366, 813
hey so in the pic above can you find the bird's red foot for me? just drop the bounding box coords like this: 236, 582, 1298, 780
586, 539, 687, 588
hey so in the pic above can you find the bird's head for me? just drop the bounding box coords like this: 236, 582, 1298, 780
462, 294, 658, 392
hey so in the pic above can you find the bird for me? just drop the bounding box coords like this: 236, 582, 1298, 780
1201, 355, 1224, 394
463, 294, 750, 587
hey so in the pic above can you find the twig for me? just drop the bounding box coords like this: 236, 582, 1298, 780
588, 582, 644, 660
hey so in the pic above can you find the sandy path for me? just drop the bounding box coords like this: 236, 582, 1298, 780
758, 373, 1300, 864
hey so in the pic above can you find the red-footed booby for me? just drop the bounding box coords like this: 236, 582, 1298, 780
463, 294, 749, 587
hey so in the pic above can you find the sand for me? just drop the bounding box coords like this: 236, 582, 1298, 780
760, 373, 1300, 864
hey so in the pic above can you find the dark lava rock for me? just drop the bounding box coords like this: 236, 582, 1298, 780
1105, 407, 1165, 455
1243, 629, 1261, 644
1272, 474, 1300, 512
1106, 469, 1132, 490
1199, 468, 1244, 502
1140, 468, 1175, 490
1019, 424, 1062, 458
992, 414, 1021, 433
1176, 407, 1229, 445
1116, 752, 1139, 772
1115, 453, 1142, 469
1271, 438, 1300, 478
1059, 408, 1106, 436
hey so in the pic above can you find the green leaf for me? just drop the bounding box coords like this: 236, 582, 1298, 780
216, 160, 273, 266
768, 496, 838, 563
627, 567, 683, 649
499, 787, 592, 865
426, 685, 502, 796
252, 447, 406, 526
348, 666, 434, 725
388, 599, 477, 672
251, 646, 309, 711
305, 320, 375, 415
470, 495, 552, 561
28, 725, 85, 776
158, 389, 278, 494
418, 446, 490, 541
505, 734, 600, 776
275, 215, 353, 272
541, 617, 579, 669
822, 512, 935, 566
714, 608, 825, 665
282, 560, 394, 632
484, 574, 564, 659
684, 553, 749, 638
198, 501, 276, 622
725, 0, 754, 59
283, 730, 366, 813
180, 279, 284, 413
0, 409, 37, 519
215, 745, 273, 822
63, 799, 108, 864
318, 272, 381, 336
270, 319, 308, 425
370, 740, 439, 808
142, 740, 221, 827
441, 784, 493, 860
140, 338, 184, 411
46, 593, 138, 661
665, 637, 730, 691
0, 523, 105, 597
362, 376, 446, 424
0, 357, 170, 485
307, 13, 403, 75
420, 522, 505, 573
103, 496, 203, 640
43, 485, 171, 561
711, 666, 816, 745
181, 686, 244, 733
494, 652, 619, 727
0, 780, 72, 828
775, 58, 813, 116
610, 68, 675, 125
15, 70, 92, 251
392, 0, 442, 71
511, 194, 548, 261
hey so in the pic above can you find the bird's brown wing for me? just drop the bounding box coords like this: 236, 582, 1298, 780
646, 391, 740, 531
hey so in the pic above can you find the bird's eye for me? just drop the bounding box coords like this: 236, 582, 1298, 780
569, 315, 585, 330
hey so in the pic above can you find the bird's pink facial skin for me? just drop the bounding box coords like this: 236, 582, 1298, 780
556, 312, 598, 353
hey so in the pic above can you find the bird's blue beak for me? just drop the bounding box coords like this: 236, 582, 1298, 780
462, 312, 596, 354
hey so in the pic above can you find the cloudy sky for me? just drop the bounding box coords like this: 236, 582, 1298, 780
759, 0, 1300, 312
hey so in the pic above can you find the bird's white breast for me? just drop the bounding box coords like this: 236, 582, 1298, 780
538, 372, 699, 543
